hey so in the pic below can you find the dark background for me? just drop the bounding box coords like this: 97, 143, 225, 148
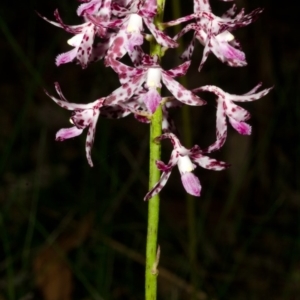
0, 0, 299, 299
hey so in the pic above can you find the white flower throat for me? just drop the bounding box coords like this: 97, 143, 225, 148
177, 155, 195, 174
126, 14, 143, 33
146, 68, 162, 89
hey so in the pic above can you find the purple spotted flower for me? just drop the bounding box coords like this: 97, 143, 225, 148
144, 133, 229, 200
103, 0, 177, 61
164, 0, 263, 70
45, 82, 105, 167
38, 3, 121, 68
192, 83, 273, 152
105, 54, 206, 113
43, 12, 96, 68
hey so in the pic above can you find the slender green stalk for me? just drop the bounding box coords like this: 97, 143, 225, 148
145, 1, 165, 299
145, 107, 162, 300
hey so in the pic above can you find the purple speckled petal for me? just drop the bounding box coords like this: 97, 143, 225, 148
37, 10, 83, 34
144, 170, 172, 201
55, 126, 83, 141
156, 160, 173, 172
204, 99, 227, 153
228, 86, 273, 102
228, 117, 252, 135
56, 48, 78, 66
162, 14, 195, 27
164, 61, 191, 78
85, 110, 100, 167
111, 2, 129, 17
194, 0, 211, 13
71, 109, 94, 129
243, 82, 263, 95
192, 84, 270, 104
216, 100, 228, 139
106, 58, 144, 84
180, 34, 196, 61
45, 93, 98, 110
76, 23, 95, 68
105, 73, 146, 105
181, 172, 201, 196
192, 155, 230, 170
106, 29, 129, 61
144, 150, 179, 201
197, 23, 213, 71
154, 132, 182, 150
162, 73, 206, 106
85, 14, 118, 29
139, 0, 157, 18
54, 9, 91, 33
144, 18, 178, 48
45, 83, 103, 110
176, 23, 196, 41
127, 46, 144, 66
77, 0, 102, 16
224, 100, 250, 121
84, 15, 107, 38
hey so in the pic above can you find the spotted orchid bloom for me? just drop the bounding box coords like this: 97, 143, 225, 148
38, 3, 121, 68
105, 54, 206, 113
45, 82, 105, 167
144, 133, 229, 200
164, 0, 263, 71
104, 0, 177, 61
192, 83, 273, 152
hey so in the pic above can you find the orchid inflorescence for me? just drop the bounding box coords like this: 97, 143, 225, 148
42, 0, 272, 200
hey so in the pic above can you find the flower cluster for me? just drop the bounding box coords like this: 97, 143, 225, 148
42, 0, 272, 199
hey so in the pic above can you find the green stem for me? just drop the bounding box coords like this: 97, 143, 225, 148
145, 1, 165, 299
145, 108, 162, 300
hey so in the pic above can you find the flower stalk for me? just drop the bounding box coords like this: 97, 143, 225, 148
145, 1, 165, 299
